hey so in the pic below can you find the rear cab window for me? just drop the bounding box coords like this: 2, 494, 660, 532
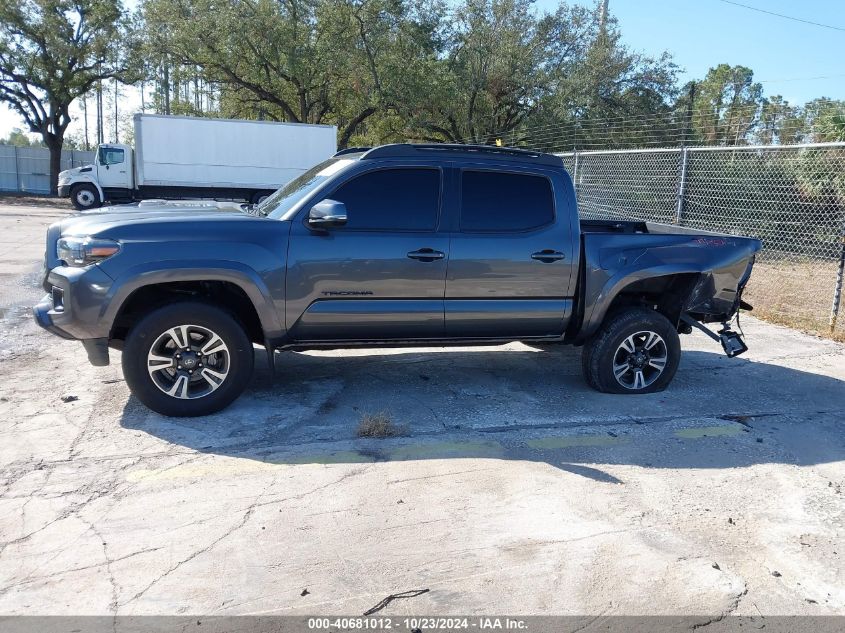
460, 170, 554, 232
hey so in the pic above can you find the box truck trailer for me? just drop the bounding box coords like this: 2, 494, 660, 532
58, 114, 338, 210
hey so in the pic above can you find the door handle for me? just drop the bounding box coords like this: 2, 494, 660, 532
407, 248, 445, 262
531, 250, 565, 263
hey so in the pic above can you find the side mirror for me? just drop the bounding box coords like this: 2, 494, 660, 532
308, 199, 347, 229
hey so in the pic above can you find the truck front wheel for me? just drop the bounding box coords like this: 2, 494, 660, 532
250, 190, 273, 205
70, 184, 102, 210
581, 308, 681, 394
122, 302, 254, 416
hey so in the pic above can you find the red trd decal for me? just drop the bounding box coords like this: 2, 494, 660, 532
694, 237, 728, 247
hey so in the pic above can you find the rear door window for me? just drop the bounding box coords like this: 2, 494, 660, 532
329, 168, 441, 231
460, 170, 554, 232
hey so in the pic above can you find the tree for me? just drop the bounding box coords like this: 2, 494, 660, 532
756, 95, 803, 145
142, 0, 442, 148
802, 98, 845, 143
0, 126, 44, 147
0, 0, 133, 194
690, 64, 762, 145
407, 0, 550, 144
518, 5, 677, 151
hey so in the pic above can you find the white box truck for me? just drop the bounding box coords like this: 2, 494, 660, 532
58, 114, 337, 210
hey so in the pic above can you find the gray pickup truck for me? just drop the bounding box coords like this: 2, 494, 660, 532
34, 144, 761, 416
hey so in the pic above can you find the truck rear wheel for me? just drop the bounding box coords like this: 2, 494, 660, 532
581, 308, 680, 394
70, 184, 101, 210
122, 302, 254, 416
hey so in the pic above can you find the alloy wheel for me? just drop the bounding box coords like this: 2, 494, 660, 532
146, 324, 230, 399
612, 330, 668, 390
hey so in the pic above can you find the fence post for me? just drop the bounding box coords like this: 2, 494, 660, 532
675, 147, 689, 225
572, 151, 580, 198
831, 221, 845, 334
13, 145, 21, 193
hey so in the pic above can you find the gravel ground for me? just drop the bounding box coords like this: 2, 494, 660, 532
0, 204, 843, 620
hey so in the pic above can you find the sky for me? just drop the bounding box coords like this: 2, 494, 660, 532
2, 0, 844, 143
557, 0, 845, 104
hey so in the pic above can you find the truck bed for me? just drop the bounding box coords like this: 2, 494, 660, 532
580, 218, 735, 238
574, 219, 761, 341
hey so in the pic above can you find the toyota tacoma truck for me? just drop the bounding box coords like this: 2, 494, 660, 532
34, 144, 761, 417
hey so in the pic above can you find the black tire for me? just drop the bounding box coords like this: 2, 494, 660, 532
70, 184, 102, 210
250, 190, 273, 205
122, 302, 254, 416
581, 307, 681, 394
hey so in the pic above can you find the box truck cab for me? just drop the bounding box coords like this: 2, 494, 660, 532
57, 114, 337, 210
57, 143, 133, 209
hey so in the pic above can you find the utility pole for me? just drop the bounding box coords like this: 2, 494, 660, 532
163, 61, 171, 115
82, 95, 89, 151
96, 77, 104, 145
113, 78, 119, 143
683, 81, 696, 147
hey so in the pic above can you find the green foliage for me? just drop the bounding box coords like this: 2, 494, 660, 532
4, 0, 842, 160
757, 95, 803, 145
815, 105, 845, 143
0, 0, 133, 191
138, 0, 680, 148
0, 127, 44, 147
690, 64, 762, 145
141, 0, 443, 146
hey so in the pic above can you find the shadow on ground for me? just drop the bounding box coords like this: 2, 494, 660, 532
120, 345, 845, 480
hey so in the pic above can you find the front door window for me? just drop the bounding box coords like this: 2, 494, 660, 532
98, 147, 125, 166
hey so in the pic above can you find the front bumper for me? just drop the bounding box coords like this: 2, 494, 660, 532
58, 184, 71, 197
32, 265, 115, 366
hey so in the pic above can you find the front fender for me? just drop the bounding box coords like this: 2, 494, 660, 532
101, 260, 284, 339
63, 174, 104, 202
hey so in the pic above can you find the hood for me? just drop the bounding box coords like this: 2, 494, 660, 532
78, 198, 247, 216
60, 199, 258, 237
58, 165, 95, 181
43, 199, 281, 273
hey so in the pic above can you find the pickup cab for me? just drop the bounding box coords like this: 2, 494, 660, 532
34, 144, 762, 416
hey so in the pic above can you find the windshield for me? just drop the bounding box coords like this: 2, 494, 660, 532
261, 158, 356, 219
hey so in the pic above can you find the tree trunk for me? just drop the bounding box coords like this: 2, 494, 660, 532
338, 107, 376, 150
46, 135, 63, 196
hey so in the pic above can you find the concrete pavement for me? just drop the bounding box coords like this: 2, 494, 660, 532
0, 203, 843, 618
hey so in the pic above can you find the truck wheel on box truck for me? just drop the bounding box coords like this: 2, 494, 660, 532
57, 114, 337, 210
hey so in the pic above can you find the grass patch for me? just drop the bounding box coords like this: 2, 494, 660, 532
744, 259, 845, 342
356, 411, 408, 438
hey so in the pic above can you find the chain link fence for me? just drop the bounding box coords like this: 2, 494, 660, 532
0, 144, 95, 195
559, 143, 845, 340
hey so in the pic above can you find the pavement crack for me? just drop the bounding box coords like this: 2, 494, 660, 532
689, 581, 748, 630
116, 471, 285, 609
81, 519, 120, 615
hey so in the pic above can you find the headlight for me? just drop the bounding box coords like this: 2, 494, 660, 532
57, 236, 121, 267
